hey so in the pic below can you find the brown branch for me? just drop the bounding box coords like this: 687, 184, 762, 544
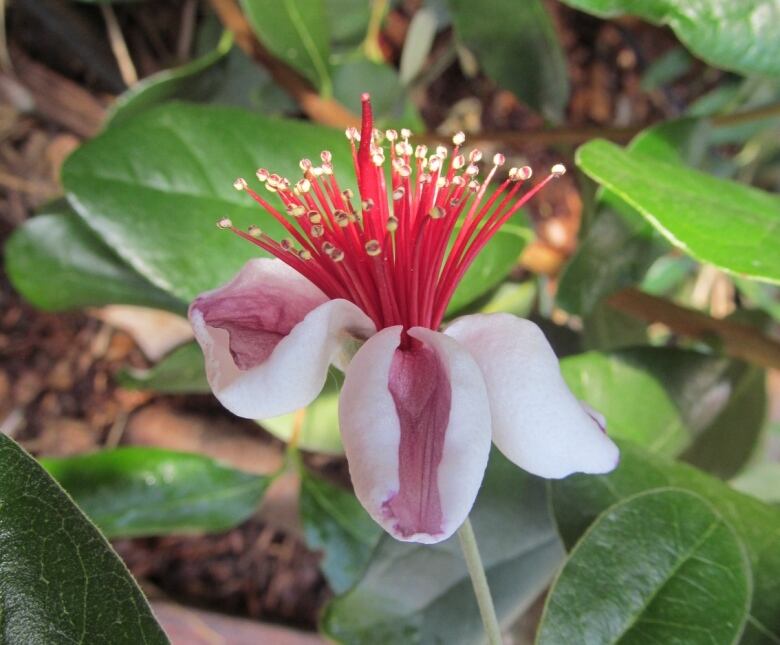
608, 287, 780, 371
208, 0, 359, 129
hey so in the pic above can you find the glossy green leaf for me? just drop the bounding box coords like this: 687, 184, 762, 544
448, 0, 569, 121
4, 204, 184, 313
561, 348, 764, 459
558, 0, 780, 76
0, 433, 168, 644
42, 447, 271, 538
322, 451, 564, 644
332, 58, 423, 130
551, 441, 780, 643
108, 32, 231, 126
557, 118, 707, 315
539, 488, 751, 645
324, 0, 371, 52
239, 0, 332, 94
118, 341, 209, 393
63, 104, 353, 302
263, 368, 343, 453
576, 139, 780, 284
299, 469, 381, 594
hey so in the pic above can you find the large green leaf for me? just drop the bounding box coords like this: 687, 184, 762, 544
63, 104, 523, 313
557, 118, 707, 315
118, 341, 210, 393
42, 447, 271, 538
447, 0, 569, 122
539, 488, 751, 644
551, 441, 780, 643
63, 104, 351, 302
299, 468, 381, 594
558, 0, 780, 76
332, 58, 423, 130
576, 139, 780, 284
239, 0, 332, 94
5, 204, 184, 313
560, 348, 765, 460
108, 34, 294, 127
0, 433, 168, 644
321, 451, 564, 644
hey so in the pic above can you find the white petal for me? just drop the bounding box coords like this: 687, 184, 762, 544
446, 313, 619, 479
339, 326, 491, 544
189, 258, 375, 419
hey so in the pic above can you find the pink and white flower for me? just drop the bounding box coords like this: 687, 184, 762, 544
190, 95, 619, 544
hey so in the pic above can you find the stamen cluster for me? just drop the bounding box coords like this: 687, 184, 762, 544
220, 94, 564, 331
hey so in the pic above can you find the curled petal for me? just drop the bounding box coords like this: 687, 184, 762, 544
446, 313, 619, 479
189, 258, 375, 419
339, 326, 491, 544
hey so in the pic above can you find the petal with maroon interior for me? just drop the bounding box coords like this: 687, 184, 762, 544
189, 258, 376, 419
339, 326, 492, 544
445, 313, 619, 479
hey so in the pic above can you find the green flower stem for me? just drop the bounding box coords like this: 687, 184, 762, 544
457, 518, 503, 645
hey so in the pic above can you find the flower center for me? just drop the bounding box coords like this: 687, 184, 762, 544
220, 94, 564, 332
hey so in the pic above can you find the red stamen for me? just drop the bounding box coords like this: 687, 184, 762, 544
220, 96, 564, 332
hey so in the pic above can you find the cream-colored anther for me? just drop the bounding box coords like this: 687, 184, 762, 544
415, 145, 428, 159
310, 224, 325, 237
452, 176, 465, 186
287, 204, 306, 217
217, 217, 233, 229
308, 211, 322, 224
518, 166, 533, 180
372, 128, 384, 144
385, 129, 398, 142
256, 168, 270, 182
493, 153, 506, 166
429, 205, 446, 219
551, 163, 566, 177
342, 188, 354, 200
299, 249, 312, 260
321, 163, 334, 176
453, 154, 466, 170
392, 187, 405, 200
280, 238, 294, 251
299, 159, 312, 172
320, 150, 332, 164
330, 248, 345, 262
468, 180, 480, 192
365, 240, 382, 256
386, 215, 399, 232
372, 152, 385, 166
232, 178, 247, 191
345, 127, 360, 141
362, 198, 375, 211
296, 178, 311, 193
436, 145, 448, 158
452, 131, 466, 146
311, 167, 323, 178
247, 224, 263, 238
428, 156, 442, 172
469, 149, 483, 163
322, 242, 335, 253
465, 164, 479, 176
334, 210, 350, 227
400, 128, 411, 140
436, 176, 448, 188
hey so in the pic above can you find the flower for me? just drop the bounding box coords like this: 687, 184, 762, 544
190, 95, 619, 544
